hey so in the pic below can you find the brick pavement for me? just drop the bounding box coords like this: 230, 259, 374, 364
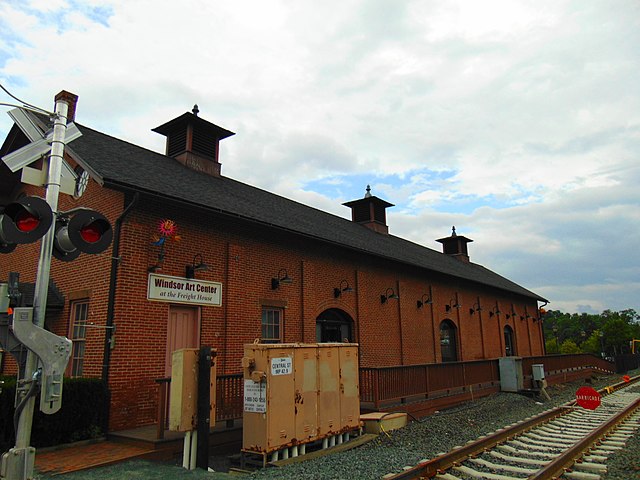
35, 440, 154, 475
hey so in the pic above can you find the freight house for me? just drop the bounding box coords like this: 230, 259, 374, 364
0, 92, 548, 432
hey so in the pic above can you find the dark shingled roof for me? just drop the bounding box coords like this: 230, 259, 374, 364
42, 115, 546, 302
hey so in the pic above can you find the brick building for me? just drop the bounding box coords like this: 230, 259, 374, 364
1, 94, 547, 431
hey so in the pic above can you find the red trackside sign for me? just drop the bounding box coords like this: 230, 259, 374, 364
576, 386, 601, 410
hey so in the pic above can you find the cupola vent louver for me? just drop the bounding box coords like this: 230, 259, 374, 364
343, 185, 394, 234
152, 108, 235, 177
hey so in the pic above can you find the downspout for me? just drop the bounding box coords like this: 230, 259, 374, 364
538, 300, 549, 355
101, 192, 139, 383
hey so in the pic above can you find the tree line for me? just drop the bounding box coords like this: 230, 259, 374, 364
541, 309, 640, 357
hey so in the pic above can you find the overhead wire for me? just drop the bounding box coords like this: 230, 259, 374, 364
0, 82, 54, 115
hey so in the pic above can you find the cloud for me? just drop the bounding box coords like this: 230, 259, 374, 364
1, 0, 638, 313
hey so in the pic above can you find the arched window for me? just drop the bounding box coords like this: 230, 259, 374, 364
504, 325, 516, 356
440, 320, 458, 362
316, 308, 353, 343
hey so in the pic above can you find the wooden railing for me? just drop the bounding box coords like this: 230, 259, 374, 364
612, 354, 640, 373
154, 377, 171, 439
359, 359, 500, 410
216, 374, 243, 421
155, 354, 616, 436
522, 353, 615, 375
521, 353, 616, 389
359, 354, 615, 410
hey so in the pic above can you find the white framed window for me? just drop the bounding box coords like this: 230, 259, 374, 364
261, 307, 283, 343
68, 300, 89, 377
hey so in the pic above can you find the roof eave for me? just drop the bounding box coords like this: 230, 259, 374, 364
105, 180, 547, 303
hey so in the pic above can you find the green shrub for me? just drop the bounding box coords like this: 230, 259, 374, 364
0, 375, 108, 452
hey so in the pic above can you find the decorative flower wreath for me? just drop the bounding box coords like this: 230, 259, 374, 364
151, 219, 181, 246
158, 219, 177, 237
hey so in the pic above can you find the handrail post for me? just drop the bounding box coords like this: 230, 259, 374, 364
155, 377, 171, 440
374, 369, 380, 410
424, 364, 429, 399
462, 362, 467, 390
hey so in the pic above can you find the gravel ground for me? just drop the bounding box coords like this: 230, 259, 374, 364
250, 369, 640, 480
601, 381, 640, 480
36, 370, 639, 479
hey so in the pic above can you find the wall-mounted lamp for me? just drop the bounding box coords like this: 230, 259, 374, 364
488, 304, 501, 317
445, 297, 461, 312
469, 301, 482, 315
147, 249, 165, 273
186, 253, 209, 279
505, 308, 517, 319
334, 280, 353, 298
381, 288, 399, 304
271, 268, 293, 290
148, 234, 168, 273
416, 294, 432, 309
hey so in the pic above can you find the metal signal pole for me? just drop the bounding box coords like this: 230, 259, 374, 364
2, 93, 70, 480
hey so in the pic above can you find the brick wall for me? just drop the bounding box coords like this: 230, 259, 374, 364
1, 170, 544, 432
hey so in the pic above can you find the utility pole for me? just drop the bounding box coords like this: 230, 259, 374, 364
1, 92, 71, 480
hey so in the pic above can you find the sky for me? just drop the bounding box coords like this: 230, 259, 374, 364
0, 0, 638, 315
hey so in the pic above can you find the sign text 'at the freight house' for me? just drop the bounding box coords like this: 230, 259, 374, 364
147, 273, 222, 306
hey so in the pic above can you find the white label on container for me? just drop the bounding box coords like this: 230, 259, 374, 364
271, 356, 293, 375
244, 380, 267, 413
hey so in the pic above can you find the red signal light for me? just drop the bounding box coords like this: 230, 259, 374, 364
0, 196, 53, 251
79, 223, 102, 243
16, 210, 40, 233
52, 209, 112, 261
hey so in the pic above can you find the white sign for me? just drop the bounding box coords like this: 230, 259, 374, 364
147, 273, 222, 306
244, 380, 267, 413
271, 357, 293, 376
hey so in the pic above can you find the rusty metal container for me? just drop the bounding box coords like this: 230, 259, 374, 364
317, 343, 340, 437
169, 348, 217, 432
294, 345, 319, 444
241, 342, 359, 456
338, 344, 360, 430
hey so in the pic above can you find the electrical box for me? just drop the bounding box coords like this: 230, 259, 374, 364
241, 342, 359, 455
498, 356, 523, 392
169, 348, 217, 432
532, 364, 545, 382
0, 284, 8, 312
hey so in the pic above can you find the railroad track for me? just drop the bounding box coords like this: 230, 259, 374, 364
384, 377, 640, 480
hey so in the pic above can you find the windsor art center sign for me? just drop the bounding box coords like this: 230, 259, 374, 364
147, 273, 222, 306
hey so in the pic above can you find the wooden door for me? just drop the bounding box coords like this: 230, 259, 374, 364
165, 306, 200, 376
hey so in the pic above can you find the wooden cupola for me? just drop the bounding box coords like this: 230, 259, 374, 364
436, 226, 473, 263
343, 185, 394, 234
152, 105, 235, 177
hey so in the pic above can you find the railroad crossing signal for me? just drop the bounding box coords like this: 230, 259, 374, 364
11, 307, 72, 414
52, 209, 113, 261
0, 196, 53, 253
0, 199, 113, 260
0, 91, 82, 480
1, 108, 83, 196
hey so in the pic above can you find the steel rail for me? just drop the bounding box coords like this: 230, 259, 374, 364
528, 395, 640, 480
383, 407, 566, 479
383, 374, 640, 480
